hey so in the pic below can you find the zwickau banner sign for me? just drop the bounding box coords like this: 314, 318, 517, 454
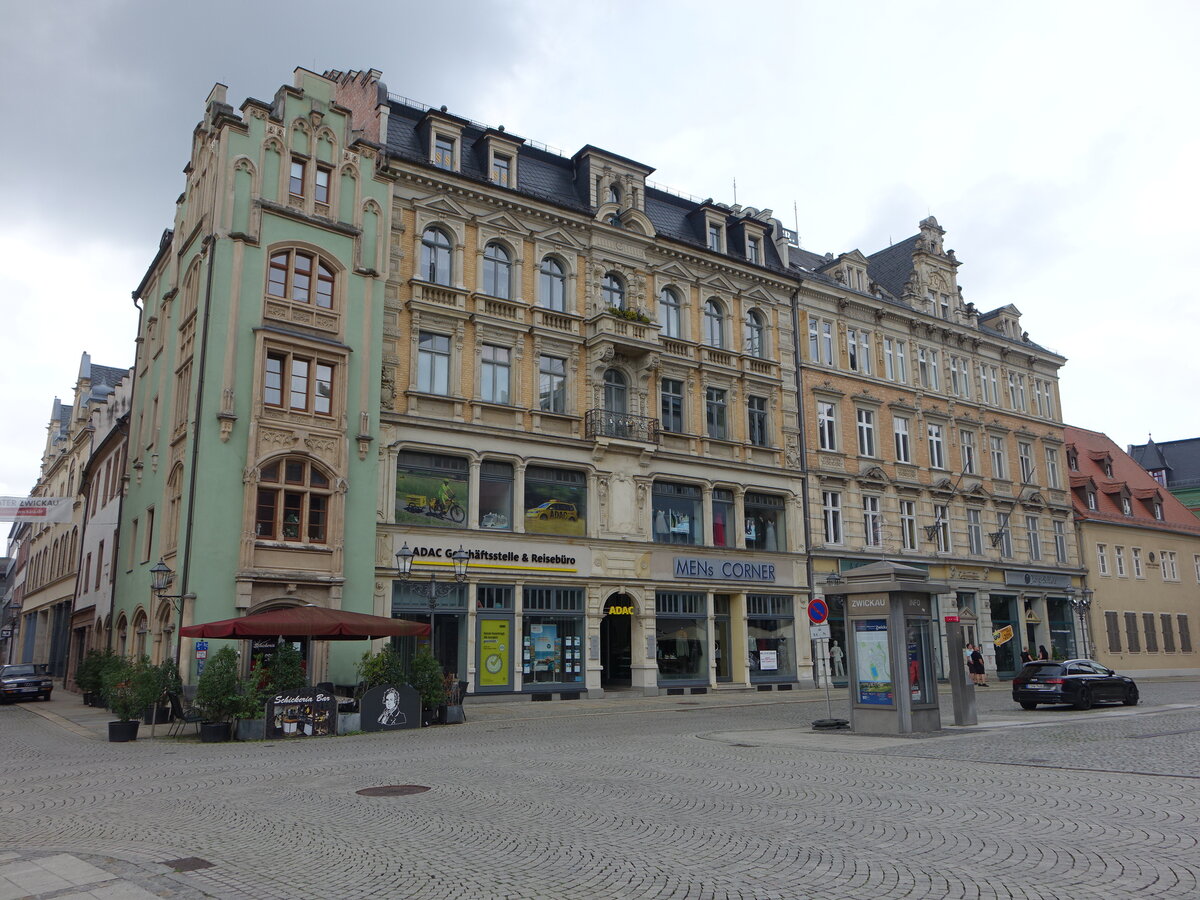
0, 497, 73, 524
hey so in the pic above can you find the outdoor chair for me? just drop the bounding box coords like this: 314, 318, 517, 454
166, 691, 203, 737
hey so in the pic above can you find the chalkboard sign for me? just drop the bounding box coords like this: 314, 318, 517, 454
360, 684, 421, 732
266, 690, 337, 739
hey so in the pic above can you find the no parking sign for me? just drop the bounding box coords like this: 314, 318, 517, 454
808, 598, 829, 625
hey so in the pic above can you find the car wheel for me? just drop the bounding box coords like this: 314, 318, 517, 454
1074, 687, 1093, 710
1122, 687, 1139, 706
1020, 701, 1038, 710
41, 693, 51, 701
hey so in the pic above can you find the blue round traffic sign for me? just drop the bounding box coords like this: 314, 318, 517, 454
808, 598, 828, 625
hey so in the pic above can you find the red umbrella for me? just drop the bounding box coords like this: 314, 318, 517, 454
180, 606, 430, 640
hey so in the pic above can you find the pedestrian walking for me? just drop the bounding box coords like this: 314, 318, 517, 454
1038, 644, 1050, 661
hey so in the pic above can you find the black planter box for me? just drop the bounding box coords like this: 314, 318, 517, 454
108, 720, 140, 742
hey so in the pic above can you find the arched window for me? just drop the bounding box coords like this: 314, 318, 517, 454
116, 616, 128, 657
420, 227, 453, 286
744, 309, 766, 357
482, 242, 512, 299
267, 249, 335, 308
538, 256, 566, 311
607, 184, 621, 205
602, 273, 625, 310
659, 287, 682, 338
132, 611, 148, 659
165, 464, 183, 551
255, 457, 332, 544
603, 368, 628, 415
704, 299, 726, 348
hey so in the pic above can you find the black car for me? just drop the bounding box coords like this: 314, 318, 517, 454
0, 664, 53, 703
1011, 658, 1138, 710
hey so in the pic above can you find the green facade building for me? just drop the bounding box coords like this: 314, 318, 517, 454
111, 69, 394, 685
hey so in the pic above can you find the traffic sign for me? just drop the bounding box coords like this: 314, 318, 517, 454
808, 598, 829, 625
810, 623, 831, 640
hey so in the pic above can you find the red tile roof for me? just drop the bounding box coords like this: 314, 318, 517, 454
1064, 425, 1200, 536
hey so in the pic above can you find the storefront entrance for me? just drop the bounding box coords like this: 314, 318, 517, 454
600, 595, 633, 688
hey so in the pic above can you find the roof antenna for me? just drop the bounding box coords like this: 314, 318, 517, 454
793, 201, 799, 242
732, 177, 737, 204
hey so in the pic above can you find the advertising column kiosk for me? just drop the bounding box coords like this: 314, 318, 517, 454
836, 561, 949, 735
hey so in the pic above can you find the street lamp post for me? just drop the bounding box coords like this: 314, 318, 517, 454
1067, 588, 1093, 659
395, 543, 469, 667
149, 559, 194, 672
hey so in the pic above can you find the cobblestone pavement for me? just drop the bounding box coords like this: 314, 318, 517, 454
1, 681, 1197, 899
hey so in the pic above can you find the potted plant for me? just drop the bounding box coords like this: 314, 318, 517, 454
143, 657, 181, 725
194, 646, 241, 741
409, 647, 447, 726
102, 656, 161, 742
356, 644, 407, 696
95, 650, 125, 709
234, 676, 267, 741
74, 649, 108, 706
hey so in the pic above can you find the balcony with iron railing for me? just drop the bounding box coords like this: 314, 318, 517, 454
585, 409, 661, 444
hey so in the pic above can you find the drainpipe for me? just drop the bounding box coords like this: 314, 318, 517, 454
788, 284, 817, 680
176, 234, 217, 676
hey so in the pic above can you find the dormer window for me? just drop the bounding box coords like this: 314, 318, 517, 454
708, 223, 723, 252
491, 154, 511, 187
1121, 496, 1132, 516
747, 236, 761, 265
1153, 501, 1163, 520
1103, 459, 1113, 477
1067, 449, 1078, 470
434, 134, 456, 170
1087, 489, 1097, 510
606, 184, 621, 205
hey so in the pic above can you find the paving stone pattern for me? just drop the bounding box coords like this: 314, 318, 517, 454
0, 682, 1197, 899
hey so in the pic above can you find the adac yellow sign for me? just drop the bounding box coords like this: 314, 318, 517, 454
992, 625, 1015, 647
607, 605, 634, 615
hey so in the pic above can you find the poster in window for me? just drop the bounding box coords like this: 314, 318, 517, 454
759, 649, 778, 671
530, 623, 560, 681
479, 619, 511, 688
854, 619, 893, 706
524, 477, 586, 537
395, 461, 469, 528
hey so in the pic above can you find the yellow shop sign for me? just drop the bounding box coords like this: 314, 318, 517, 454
607, 605, 634, 615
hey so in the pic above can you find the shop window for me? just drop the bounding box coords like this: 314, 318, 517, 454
744, 492, 785, 551
255, 458, 331, 543
524, 466, 586, 537
522, 587, 584, 688
479, 461, 513, 531
392, 582, 467, 680
652, 481, 702, 545
476, 584, 513, 610
395, 451, 468, 528
712, 488, 734, 548
748, 595, 795, 681
655, 592, 708, 683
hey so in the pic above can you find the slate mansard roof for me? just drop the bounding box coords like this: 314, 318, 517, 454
379, 91, 1059, 355
384, 99, 788, 272
1129, 437, 1200, 491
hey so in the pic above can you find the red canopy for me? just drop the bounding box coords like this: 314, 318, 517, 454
179, 606, 430, 640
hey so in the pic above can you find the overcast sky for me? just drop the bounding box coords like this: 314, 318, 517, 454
2, 0, 1197, 498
